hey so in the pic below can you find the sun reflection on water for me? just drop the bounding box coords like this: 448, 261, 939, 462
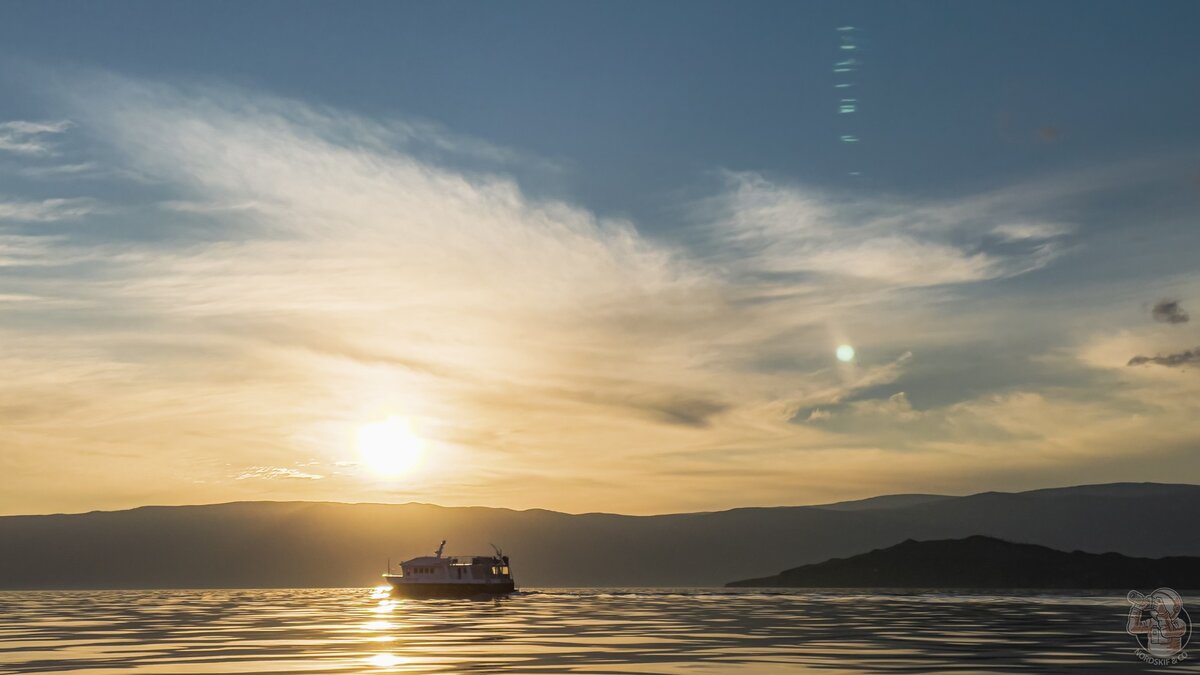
367, 652, 407, 668
364, 619, 392, 632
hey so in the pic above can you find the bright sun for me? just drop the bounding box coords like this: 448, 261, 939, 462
357, 416, 424, 477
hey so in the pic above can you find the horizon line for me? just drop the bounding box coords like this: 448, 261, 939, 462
4, 480, 1194, 520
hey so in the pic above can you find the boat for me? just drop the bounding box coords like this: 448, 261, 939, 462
383, 540, 515, 598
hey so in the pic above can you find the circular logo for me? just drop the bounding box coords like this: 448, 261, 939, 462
1127, 588, 1191, 665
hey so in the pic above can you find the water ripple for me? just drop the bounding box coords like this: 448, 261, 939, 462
0, 589, 1176, 673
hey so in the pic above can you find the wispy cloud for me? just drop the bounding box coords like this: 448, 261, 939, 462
695, 172, 1071, 291
18, 162, 100, 178
157, 200, 263, 214
0, 119, 71, 156
991, 221, 1074, 242
235, 466, 325, 480
1128, 348, 1200, 368
0, 197, 96, 222
0, 233, 71, 267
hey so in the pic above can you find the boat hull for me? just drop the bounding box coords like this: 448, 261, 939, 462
384, 577, 515, 598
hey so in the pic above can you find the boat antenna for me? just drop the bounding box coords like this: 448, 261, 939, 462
491, 543, 503, 558
435, 540, 446, 558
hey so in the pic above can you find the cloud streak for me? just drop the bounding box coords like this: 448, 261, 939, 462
1128, 349, 1200, 368
0, 198, 96, 222
236, 466, 325, 481
694, 172, 1071, 292
0, 120, 71, 156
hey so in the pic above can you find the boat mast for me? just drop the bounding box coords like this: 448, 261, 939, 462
435, 540, 446, 558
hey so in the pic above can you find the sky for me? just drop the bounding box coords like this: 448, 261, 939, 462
1, 1, 1199, 515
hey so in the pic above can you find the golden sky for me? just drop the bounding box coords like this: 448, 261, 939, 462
2, 72, 1199, 516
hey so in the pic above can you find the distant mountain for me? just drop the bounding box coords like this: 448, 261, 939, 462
1, 482, 1198, 588
726, 535, 1200, 588
810, 494, 951, 511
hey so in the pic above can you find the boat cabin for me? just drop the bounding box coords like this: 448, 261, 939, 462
384, 540, 516, 597
397, 555, 511, 581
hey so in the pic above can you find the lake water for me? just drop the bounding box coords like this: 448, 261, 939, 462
0, 588, 1191, 673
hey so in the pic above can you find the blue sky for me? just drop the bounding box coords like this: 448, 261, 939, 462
6, 1, 1198, 215
1, 1, 1199, 514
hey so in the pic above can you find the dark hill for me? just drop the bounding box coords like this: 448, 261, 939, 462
726, 535, 1200, 588
1, 482, 1199, 588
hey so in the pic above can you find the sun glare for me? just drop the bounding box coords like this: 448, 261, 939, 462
836, 344, 856, 362
357, 416, 424, 477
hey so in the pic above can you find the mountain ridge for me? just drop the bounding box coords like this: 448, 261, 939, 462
2, 482, 1197, 589
10, 480, 1190, 519
726, 535, 1200, 588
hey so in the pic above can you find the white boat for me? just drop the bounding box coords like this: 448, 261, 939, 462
383, 541, 515, 598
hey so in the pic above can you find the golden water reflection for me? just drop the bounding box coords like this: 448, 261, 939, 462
0, 588, 1141, 673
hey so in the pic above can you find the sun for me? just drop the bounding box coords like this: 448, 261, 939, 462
357, 416, 424, 477
836, 344, 856, 362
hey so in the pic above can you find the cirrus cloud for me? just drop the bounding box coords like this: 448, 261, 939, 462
0, 119, 72, 156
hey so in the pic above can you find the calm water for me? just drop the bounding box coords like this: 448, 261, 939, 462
0, 588, 1192, 673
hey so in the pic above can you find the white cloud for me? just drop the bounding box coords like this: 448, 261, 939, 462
0, 121, 72, 135
991, 221, 1074, 242
0, 119, 72, 156
0, 293, 43, 303
18, 162, 100, 178
235, 466, 325, 480
697, 172, 1071, 290
157, 200, 263, 214
0, 198, 97, 222
0, 233, 66, 267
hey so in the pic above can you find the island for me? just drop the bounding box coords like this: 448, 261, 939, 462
726, 535, 1200, 589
